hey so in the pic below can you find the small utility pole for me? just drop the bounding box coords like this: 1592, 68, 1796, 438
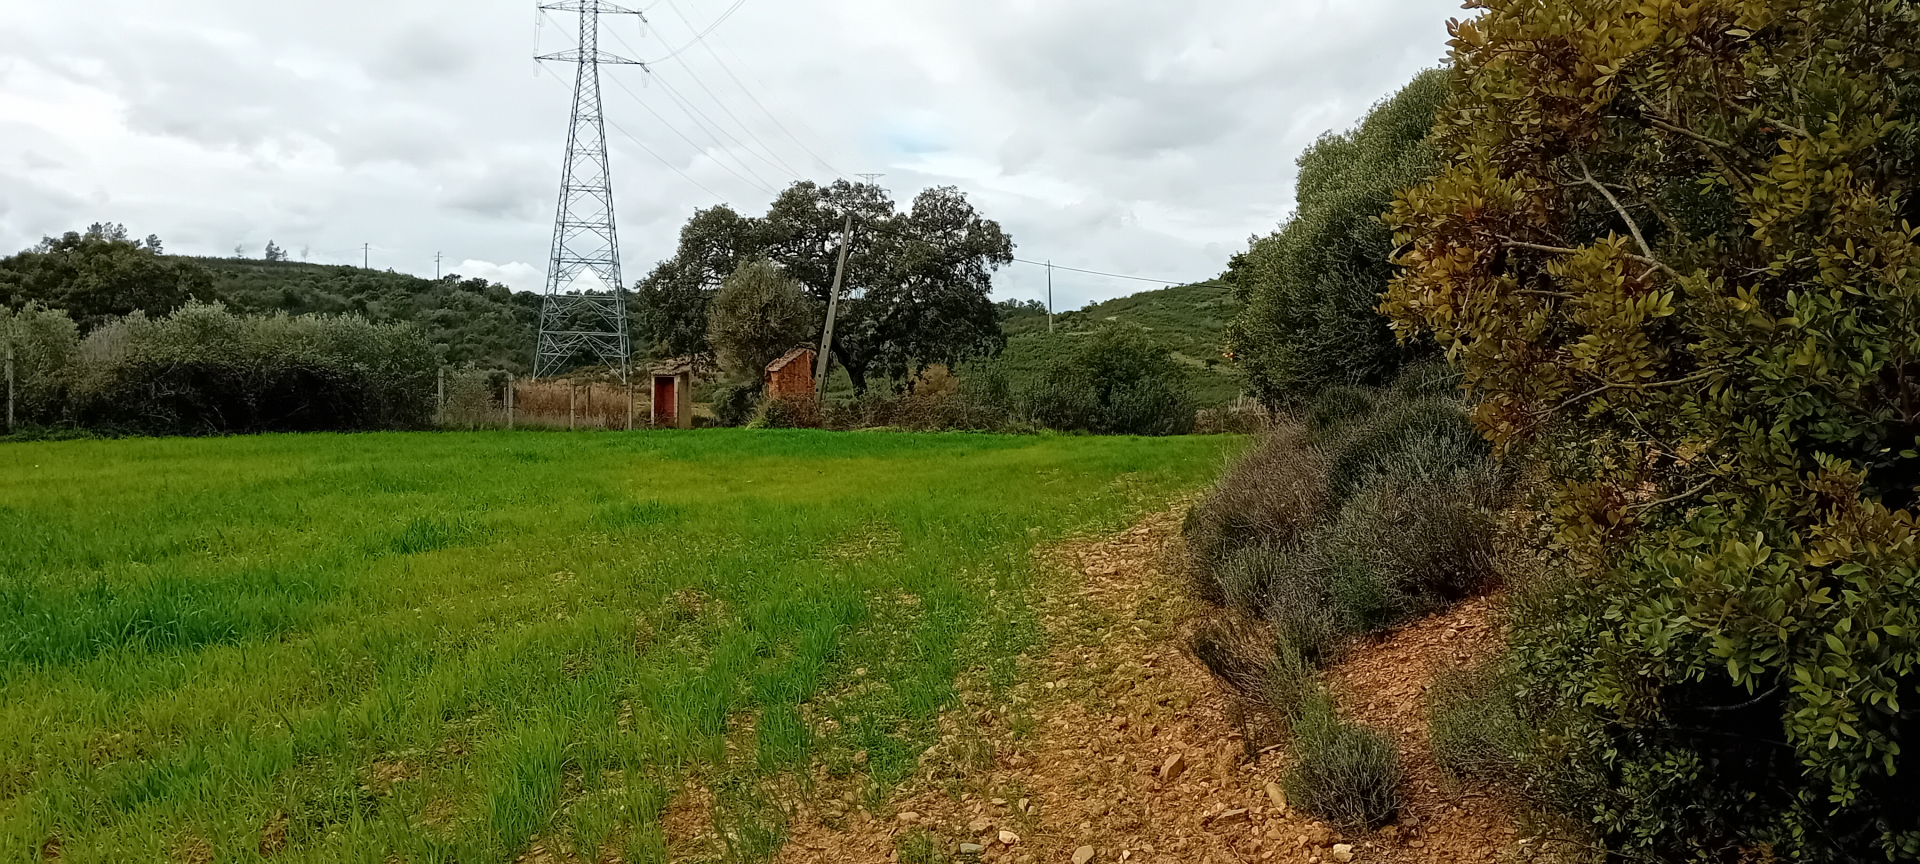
435, 251, 444, 279
814, 211, 856, 396
363, 243, 370, 270
625, 365, 634, 431
436, 367, 446, 420
1047, 260, 1055, 334
4, 320, 14, 433
569, 381, 577, 430
506, 376, 515, 429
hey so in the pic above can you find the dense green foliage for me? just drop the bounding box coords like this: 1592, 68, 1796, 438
0, 430, 1232, 861
1027, 326, 1196, 436
0, 224, 211, 333
1385, 0, 1920, 857
635, 181, 1012, 392
5, 302, 436, 435
1224, 73, 1445, 406
999, 281, 1245, 409
706, 258, 815, 384
199, 258, 539, 373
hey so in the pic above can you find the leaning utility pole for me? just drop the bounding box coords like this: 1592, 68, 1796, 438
533, 0, 643, 385
1047, 260, 1055, 334
4, 320, 14, 432
814, 211, 855, 396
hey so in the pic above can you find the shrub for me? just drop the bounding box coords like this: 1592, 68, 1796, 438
1305, 385, 1376, 440
1382, 0, 1920, 857
709, 380, 758, 427
64, 302, 436, 434
1187, 614, 1275, 699
0, 304, 80, 427
440, 366, 509, 428
1321, 396, 1487, 507
1281, 694, 1401, 831
1426, 663, 1529, 787
1224, 71, 1445, 407
1183, 420, 1329, 596
1028, 325, 1195, 436
750, 394, 821, 429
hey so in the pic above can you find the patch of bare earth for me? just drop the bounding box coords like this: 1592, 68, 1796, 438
767, 507, 1529, 864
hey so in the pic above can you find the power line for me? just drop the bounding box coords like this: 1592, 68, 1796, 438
648, 1, 807, 179
537, 62, 729, 202
608, 20, 788, 183
601, 69, 778, 195
635, 66, 791, 188
541, 10, 775, 196
702, 27, 848, 179
639, 0, 749, 64
1012, 257, 1212, 286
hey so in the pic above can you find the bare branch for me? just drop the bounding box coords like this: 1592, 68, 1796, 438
1577, 156, 1656, 261
1551, 368, 1727, 414
1499, 239, 1681, 279
1626, 479, 1716, 513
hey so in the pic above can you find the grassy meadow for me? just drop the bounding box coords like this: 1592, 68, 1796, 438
0, 430, 1234, 863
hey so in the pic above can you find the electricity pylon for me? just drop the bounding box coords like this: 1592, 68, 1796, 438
534, 1, 645, 380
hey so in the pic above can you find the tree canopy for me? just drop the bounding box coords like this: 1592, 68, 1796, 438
1225, 71, 1446, 406
1385, 1, 1920, 857
634, 180, 1014, 392
0, 223, 212, 332
706, 257, 814, 384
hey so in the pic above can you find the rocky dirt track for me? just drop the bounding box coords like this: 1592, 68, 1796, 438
764, 507, 1529, 864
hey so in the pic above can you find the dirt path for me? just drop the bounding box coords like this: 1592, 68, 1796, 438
767, 507, 1521, 864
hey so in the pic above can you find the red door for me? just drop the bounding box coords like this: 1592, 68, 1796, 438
654, 376, 676, 425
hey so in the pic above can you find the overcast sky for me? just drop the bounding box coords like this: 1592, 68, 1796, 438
0, 0, 1460, 311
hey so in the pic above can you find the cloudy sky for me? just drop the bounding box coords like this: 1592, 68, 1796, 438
0, 0, 1460, 311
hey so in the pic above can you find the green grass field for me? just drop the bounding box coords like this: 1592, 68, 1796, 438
0, 430, 1234, 863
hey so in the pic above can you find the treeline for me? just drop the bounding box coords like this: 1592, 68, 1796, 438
1195, 3, 1920, 861
650, 180, 1214, 436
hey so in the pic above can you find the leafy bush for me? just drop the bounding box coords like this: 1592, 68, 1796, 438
440, 366, 510, 429
1224, 71, 1445, 407
1382, 0, 1920, 858
1027, 325, 1194, 436
1281, 693, 1401, 831
64, 302, 436, 434
0, 304, 80, 427
750, 394, 822, 429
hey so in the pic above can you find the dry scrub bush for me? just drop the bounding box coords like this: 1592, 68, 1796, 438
1426, 663, 1530, 788
1282, 693, 1402, 831
509, 378, 637, 429
1182, 419, 1330, 603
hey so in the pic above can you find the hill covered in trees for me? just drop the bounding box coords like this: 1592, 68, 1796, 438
192, 258, 541, 373
998, 280, 1243, 407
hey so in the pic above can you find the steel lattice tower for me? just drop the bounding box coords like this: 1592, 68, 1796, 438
534, 1, 645, 380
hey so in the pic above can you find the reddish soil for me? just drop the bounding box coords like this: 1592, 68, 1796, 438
768, 507, 1527, 864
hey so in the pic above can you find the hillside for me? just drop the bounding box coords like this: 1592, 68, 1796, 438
998, 281, 1244, 407
193, 258, 1242, 404
192, 258, 541, 373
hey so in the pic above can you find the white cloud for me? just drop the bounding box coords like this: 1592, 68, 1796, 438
452, 259, 543, 293
0, 0, 1458, 310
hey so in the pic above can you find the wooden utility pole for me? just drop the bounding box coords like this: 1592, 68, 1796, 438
506, 377, 515, 429
4, 320, 14, 432
625, 367, 634, 431
436, 367, 446, 421
569, 381, 576, 430
1047, 260, 1055, 333
814, 211, 855, 396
